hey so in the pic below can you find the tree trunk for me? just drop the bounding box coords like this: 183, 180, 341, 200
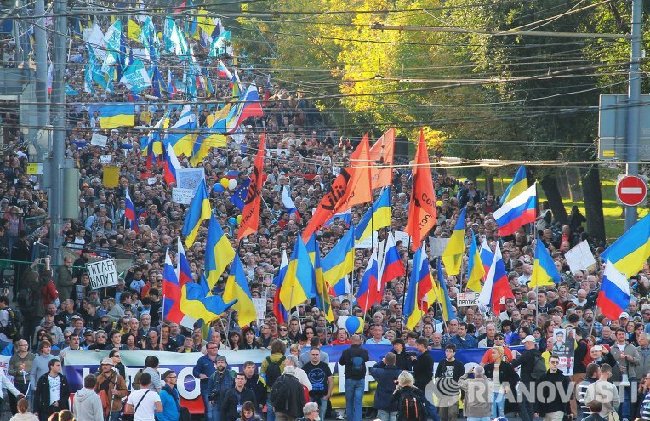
485, 175, 494, 196
580, 164, 606, 244
540, 174, 569, 225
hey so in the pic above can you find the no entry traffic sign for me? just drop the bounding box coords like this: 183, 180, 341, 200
616, 175, 647, 206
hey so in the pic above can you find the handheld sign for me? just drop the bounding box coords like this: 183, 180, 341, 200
87, 259, 119, 289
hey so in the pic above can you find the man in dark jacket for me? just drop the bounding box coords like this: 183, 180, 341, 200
221, 372, 257, 421
412, 338, 434, 391
242, 361, 267, 415
535, 354, 571, 420
192, 341, 219, 420
208, 355, 236, 421
34, 358, 69, 421
389, 338, 415, 371
269, 366, 306, 421
511, 335, 541, 421
338, 334, 369, 421
434, 344, 465, 421
369, 352, 402, 421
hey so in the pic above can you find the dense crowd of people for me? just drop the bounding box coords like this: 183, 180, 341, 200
0, 3, 649, 421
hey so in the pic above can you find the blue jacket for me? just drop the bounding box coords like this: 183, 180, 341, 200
449, 334, 478, 349
208, 368, 236, 404
156, 386, 180, 421
193, 354, 217, 396
369, 363, 402, 411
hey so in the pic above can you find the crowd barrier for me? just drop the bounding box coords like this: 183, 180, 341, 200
62, 344, 524, 413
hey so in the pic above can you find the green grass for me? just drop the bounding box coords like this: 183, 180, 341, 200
475, 177, 649, 240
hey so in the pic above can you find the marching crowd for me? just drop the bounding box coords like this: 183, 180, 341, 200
0, 4, 650, 421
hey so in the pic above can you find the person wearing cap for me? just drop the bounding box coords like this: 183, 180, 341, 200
208, 355, 236, 421
94, 357, 127, 421
480, 333, 513, 364
510, 335, 542, 421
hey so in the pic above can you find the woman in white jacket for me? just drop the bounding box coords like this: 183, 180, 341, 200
9, 398, 38, 421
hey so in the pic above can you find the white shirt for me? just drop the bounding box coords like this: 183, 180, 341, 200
48, 375, 61, 404
127, 389, 161, 421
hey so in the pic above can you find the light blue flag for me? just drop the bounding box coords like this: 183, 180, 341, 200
120, 59, 151, 93
65, 84, 78, 95
164, 17, 188, 56
102, 20, 123, 74
209, 30, 231, 57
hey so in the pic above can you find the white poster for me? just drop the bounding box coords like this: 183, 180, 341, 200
393, 230, 411, 247
91, 133, 108, 147
565, 240, 597, 273
87, 259, 118, 289
172, 188, 194, 205
176, 168, 205, 192
457, 292, 480, 307
99, 155, 112, 164
252, 298, 266, 324
552, 328, 575, 375
429, 237, 450, 258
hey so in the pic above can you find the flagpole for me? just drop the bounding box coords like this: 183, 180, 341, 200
401, 235, 412, 322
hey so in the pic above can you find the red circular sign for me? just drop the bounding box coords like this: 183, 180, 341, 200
617, 175, 647, 206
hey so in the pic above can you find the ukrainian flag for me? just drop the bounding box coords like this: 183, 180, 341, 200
312, 240, 334, 322
601, 213, 650, 278
98, 104, 135, 128
322, 226, 355, 287
466, 229, 485, 292
223, 254, 256, 327
190, 130, 227, 167
500, 165, 528, 205
441, 207, 467, 276
404, 243, 435, 330
529, 240, 562, 288
166, 105, 196, 157
305, 233, 317, 264
180, 275, 235, 326
181, 179, 211, 248
355, 188, 391, 243
205, 213, 236, 289
279, 236, 314, 310
433, 259, 456, 321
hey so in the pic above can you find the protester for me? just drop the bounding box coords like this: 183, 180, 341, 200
9, 398, 38, 421
221, 372, 257, 421
369, 352, 403, 421
124, 373, 162, 421
392, 371, 439, 421
302, 347, 333, 421
193, 340, 219, 420
72, 374, 103, 421
338, 334, 369, 421
94, 357, 127, 421
158, 370, 182, 421
208, 355, 236, 421
269, 360, 306, 421
511, 335, 543, 421
433, 343, 464, 421
584, 364, 620, 419
483, 346, 519, 419
294, 402, 320, 421
8, 339, 33, 414
458, 366, 491, 421
33, 359, 69, 421
535, 354, 571, 421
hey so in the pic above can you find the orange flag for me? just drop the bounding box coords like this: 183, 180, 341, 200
302, 135, 373, 242
369, 128, 395, 189
237, 133, 266, 240
405, 129, 437, 251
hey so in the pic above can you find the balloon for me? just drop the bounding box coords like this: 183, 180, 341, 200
228, 217, 237, 226
220, 178, 229, 188
228, 179, 238, 191
213, 184, 225, 193
236, 215, 242, 224
345, 316, 362, 334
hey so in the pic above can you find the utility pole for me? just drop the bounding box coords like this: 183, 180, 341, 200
50, 0, 67, 265
624, 0, 643, 231
34, 0, 49, 159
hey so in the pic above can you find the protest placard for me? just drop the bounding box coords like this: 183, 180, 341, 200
252, 298, 266, 324
429, 237, 450, 258
565, 240, 597, 273
457, 292, 480, 307
172, 188, 194, 205
176, 168, 205, 192
91, 133, 108, 147
87, 259, 118, 289
100, 155, 112, 164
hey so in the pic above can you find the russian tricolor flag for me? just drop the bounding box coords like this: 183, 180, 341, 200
493, 183, 537, 236
379, 232, 405, 285
163, 142, 181, 185
356, 252, 381, 312
281, 185, 301, 221
272, 249, 289, 324
480, 237, 494, 278
478, 243, 514, 313
216, 59, 232, 79
176, 237, 192, 286
125, 190, 138, 233
162, 250, 184, 324
597, 261, 631, 321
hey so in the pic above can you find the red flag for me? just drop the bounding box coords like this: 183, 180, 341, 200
405, 129, 437, 251
302, 135, 372, 242
369, 128, 395, 190
237, 134, 266, 240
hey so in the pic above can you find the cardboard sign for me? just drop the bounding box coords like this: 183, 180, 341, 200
100, 155, 112, 164
457, 292, 480, 307
252, 298, 266, 323
147, 177, 157, 185
87, 259, 118, 289
393, 231, 411, 247
91, 133, 108, 147
429, 237, 450, 258
172, 188, 194, 205
565, 240, 597, 273
103, 166, 120, 188
176, 168, 205, 192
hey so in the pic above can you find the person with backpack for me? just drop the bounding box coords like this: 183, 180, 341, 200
94, 357, 127, 421
338, 334, 369, 421
124, 373, 162, 421
511, 335, 544, 421
458, 366, 491, 421
369, 352, 402, 421
269, 360, 306, 421
534, 354, 571, 421
433, 344, 464, 421
208, 355, 236, 421
260, 340, 287, 421
483, 346, 519, 419
72, 374, 103, 421
0, 295, 20, 344
392, 371, 440, 421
